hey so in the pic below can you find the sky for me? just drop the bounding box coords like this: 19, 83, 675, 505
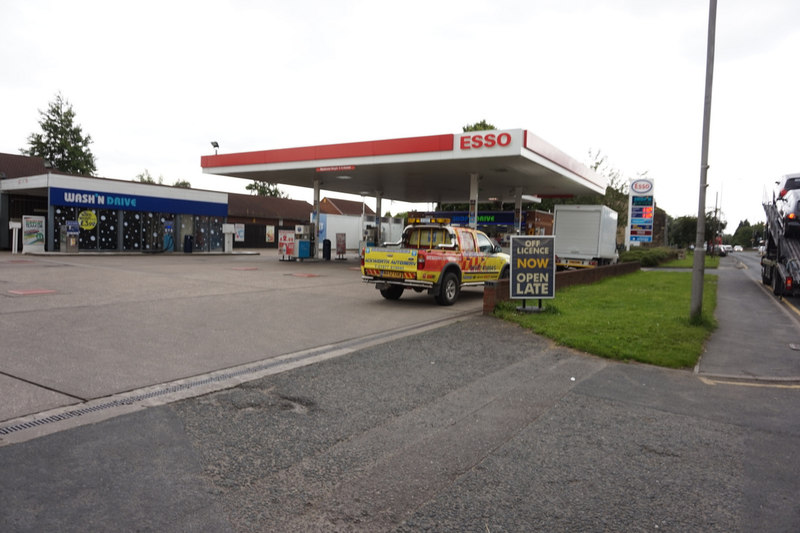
2, 0, 799, 231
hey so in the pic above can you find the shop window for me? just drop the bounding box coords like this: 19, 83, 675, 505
52, 206, 77, 251
192, 216, 224, 252
123, 211, 142, 250
78, 209, 98, 250
98, 210, 119, 250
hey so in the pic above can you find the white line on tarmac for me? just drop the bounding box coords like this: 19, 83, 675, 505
0, 313, 476, 447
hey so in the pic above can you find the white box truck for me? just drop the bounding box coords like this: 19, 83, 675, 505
554, 205, 619, 268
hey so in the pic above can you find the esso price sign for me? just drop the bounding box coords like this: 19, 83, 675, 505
631, 179, 653, 195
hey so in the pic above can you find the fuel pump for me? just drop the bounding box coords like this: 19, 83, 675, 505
363, 225, 377, 247
294, 224, 312, 259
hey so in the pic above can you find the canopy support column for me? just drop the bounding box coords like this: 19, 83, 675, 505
375, 192, 383, 245
514, 186, 523, 235
469, 173, 479, 229
313, 178, 321, 258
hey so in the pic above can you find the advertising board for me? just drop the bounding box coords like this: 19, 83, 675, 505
509, 235, 556, 299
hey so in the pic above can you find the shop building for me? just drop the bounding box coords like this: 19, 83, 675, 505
1, 153, 227, 253
226, 193, 313, 249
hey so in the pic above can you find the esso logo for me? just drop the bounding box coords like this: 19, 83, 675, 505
460, 132, 513, 150
631, 179, 653, 194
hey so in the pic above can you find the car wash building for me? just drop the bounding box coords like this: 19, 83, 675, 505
0, 153, 228, 253
201, 128, 607, 257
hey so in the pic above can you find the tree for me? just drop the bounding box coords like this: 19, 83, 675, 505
21, 93, 97, 175
670, 216, 698, 247
134, 169, 163, 184
462, 120, 496, 132
731, 219, 765, 249
669, 212, 726, 247
134, 170, 190, 188
246, 180, 287, 198
538, 150, 636, 229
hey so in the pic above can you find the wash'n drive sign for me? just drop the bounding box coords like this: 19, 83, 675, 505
509, 235, 556, 299
627, 178, 655, 243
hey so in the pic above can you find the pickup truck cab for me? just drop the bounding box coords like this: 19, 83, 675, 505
361, 218, 510, 305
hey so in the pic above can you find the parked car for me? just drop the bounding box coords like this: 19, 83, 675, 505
774, 173, 800, 236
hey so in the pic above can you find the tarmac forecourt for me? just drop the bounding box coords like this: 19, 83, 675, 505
0, 251, 482, 443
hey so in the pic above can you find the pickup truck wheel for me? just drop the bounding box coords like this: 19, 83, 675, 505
435, 272, 460, 306
380, 285, 405, 300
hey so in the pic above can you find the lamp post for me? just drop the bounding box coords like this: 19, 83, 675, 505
690, 0, 717, 322
210, 141, 219, 155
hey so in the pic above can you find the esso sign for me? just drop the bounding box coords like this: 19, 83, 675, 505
460, 132, 513, 150
630, 179, 653, 194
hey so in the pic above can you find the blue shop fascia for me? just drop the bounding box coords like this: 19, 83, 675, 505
1, 164, 228, 252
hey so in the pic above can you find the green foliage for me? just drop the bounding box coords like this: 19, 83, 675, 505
660, 252, 719, 269
668, 212, 727, 247
21, 93, 96, 175
731, 220, 764, 248
246, 180, 287, 198
494, 271, 718, 368
462, 120, 496, 132
134, 169, 163, 184
537, 150, 648, 230
134, 170, 190, 188
669, 216, 697, 247
619, 246, 679, 266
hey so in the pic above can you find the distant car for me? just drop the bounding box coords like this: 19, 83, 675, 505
774, 173, 800, 236
733, 245, 743, 252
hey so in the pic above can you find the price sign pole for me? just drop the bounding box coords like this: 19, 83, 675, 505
626, 178, 655, 251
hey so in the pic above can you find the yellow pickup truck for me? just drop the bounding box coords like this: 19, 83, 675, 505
361, 220, 509, 305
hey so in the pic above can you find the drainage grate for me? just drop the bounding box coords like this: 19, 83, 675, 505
0, 313, 473, 439
0, 347, 330, 437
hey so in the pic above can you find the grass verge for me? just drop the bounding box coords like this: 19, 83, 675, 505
660, 252, 720, 269
494, 271, 717, 368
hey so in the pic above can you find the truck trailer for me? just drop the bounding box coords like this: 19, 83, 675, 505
761, 200, 800, 296
554, 205, 619, 269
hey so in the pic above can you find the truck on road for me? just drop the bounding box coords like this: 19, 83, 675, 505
761, 198, 800, 297
361, 218, 509, 305
554, 205, 619, 269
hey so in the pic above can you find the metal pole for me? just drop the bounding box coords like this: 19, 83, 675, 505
690, 0, 717, 321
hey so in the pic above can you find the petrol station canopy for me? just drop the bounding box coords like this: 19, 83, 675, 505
200, 128, 607, 204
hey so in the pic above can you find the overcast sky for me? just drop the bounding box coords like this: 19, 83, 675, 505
2, 0, 799, 230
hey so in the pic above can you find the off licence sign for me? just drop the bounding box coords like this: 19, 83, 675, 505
509, 236, 556, 299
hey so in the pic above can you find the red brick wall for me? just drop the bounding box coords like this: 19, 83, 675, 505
482, 261, 642, 314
